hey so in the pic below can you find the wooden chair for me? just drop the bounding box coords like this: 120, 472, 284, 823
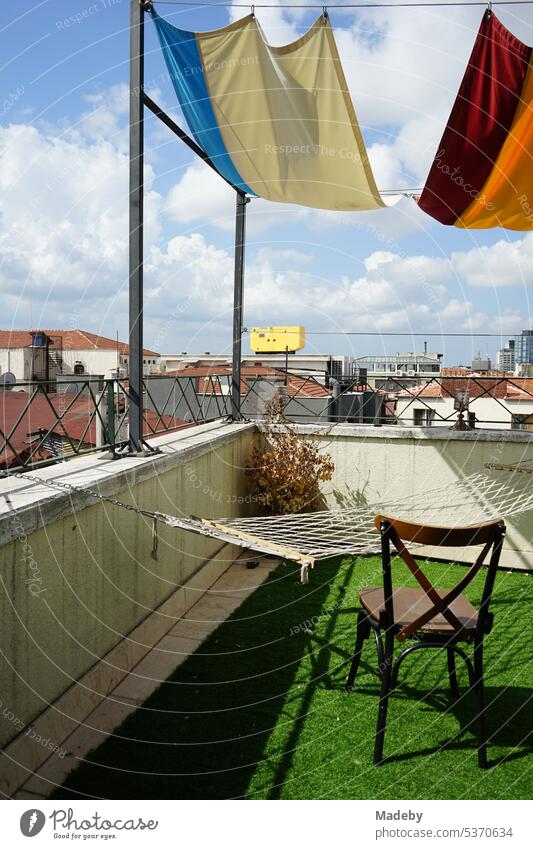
345, 515, 505, 767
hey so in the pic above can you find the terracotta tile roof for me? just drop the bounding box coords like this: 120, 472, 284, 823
395, 383, 444, 398
441, 367, 472, 376
504, 378, 533, 400
165, 364, 331, 398
0, 330, 159, 356
396, 378, 533, 401
0, 390, 183, 468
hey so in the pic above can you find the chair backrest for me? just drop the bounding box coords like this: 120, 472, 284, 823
373, 515, 506, 642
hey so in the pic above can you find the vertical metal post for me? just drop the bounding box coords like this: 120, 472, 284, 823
106, 380, 116, 458
129, 0, 145, 452
231, 192, 248, 420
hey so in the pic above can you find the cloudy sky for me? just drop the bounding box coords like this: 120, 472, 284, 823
1, 0, 533, 364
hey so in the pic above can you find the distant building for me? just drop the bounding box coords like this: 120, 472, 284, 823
514, 329, 533, 366
0, 330, 159, 382
159, 352, 357, 383
471, 352, 492, 372
394, 377, 533, 430
353, 351, 442, 390
515, 363, 533, 377
496, 340, 515, 372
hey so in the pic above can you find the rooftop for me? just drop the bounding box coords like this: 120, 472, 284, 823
0, 420, 532, 801
166, 364, 332, 398
42, 555, 533, 799
0, 389, 186, 468
0, 329, 159, 356
396, 377, 533, 401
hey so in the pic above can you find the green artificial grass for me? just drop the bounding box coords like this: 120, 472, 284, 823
54, 556, 533, 800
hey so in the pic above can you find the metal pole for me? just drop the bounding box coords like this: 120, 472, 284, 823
128, 0, 145, 452
106, 380, 116, 458
231, 193, 248, 420
143, 94, 242, 193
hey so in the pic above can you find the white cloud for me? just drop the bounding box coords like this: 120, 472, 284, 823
164, 160, 313, 235
1, 30, 530, 356
164, 162, 236, 231
229, 0, 300, 44
254, 247, 313, 267
0, 116, 161, 330
451, 236, 533, 288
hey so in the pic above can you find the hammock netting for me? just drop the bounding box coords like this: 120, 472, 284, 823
7, 468, 533, 582
160, 471, 533, 571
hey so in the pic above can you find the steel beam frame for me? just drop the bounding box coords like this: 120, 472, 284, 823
129, 0, 247, 452
232, 193, 248, 420
128, 0, 145, 451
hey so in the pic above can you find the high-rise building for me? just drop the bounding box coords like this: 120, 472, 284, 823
514, 330, 533, 365
496, 340, 515, 372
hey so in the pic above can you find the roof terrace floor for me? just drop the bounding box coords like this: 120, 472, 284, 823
24, 554, 533, 801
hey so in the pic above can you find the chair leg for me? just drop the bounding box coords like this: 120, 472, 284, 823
473, 640, 488, 769
374, 633, 394, 765
447, 647, 459, 697
345, 611, 370, 691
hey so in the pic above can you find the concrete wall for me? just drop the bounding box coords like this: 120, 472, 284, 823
143, 377, 331, 425
0, 421, 256, 751
2, 418, 532, 769
288, 423, 533, 571
0, 349, 25, 380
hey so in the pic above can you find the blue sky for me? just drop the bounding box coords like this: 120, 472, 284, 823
1, 0, 533, 364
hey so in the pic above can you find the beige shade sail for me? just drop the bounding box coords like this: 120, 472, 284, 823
153, 10, 384, 211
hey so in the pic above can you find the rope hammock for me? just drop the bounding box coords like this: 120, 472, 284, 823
5, 468, 533, 582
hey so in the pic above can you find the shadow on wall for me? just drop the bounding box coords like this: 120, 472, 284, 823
52, 559, 352, 800
332, 468, 372, 509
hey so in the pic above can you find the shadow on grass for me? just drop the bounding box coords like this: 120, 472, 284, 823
337, 663, 532, 768
371, 683, 532, 766
52, 557, 533, 799
53, 558, 353, 800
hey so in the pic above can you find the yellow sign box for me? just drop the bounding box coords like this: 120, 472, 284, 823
250, 326, 305, 353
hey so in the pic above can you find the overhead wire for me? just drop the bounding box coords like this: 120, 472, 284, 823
152, 1, 533, 8
242, 330, 522, 337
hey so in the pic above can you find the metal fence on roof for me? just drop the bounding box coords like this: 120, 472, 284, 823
1, 371, 532, 474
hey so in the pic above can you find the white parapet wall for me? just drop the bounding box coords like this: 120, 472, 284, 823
286, 423, 533, 572
0, 420, 256, 767
1, 418, 532, 794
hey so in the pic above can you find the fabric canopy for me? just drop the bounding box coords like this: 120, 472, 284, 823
151, 10, 384, 212
419, 10, 533, 230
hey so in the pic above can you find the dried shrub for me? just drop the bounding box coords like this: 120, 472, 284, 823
247, 391, 334, 514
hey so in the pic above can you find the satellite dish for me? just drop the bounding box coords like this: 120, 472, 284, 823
62, 383, 80, 395
0, 372, 16, 390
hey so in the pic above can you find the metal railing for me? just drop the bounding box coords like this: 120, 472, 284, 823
0, 373, 234, 473
385, 374, 533, 431
2, 370, 532, 474
238, 370, 533, 431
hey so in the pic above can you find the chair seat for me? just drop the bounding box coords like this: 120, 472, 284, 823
360, 586, 479, 634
